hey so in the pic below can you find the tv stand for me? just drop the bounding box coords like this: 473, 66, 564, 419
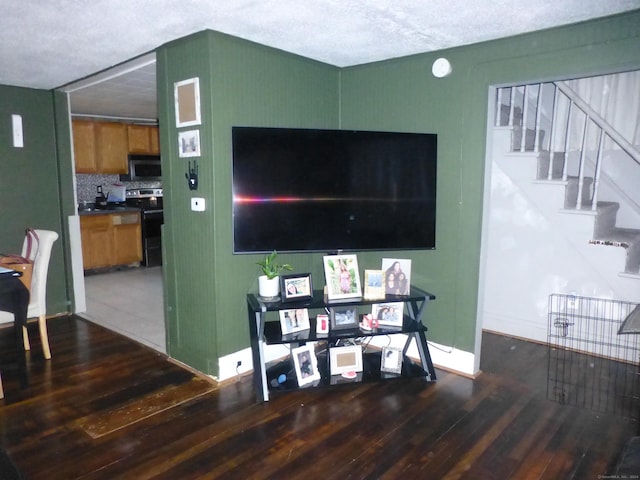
247, 286, 437, 402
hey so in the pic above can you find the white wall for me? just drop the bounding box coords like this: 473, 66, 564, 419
481, 126, 639, 343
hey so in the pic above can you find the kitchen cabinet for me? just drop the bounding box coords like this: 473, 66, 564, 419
79, 215, 112, 269
96, 122, 128, 173
127, 125, 160, 155
80, 212, 142, 270
72, 120, 98, 173
72, 120, 128, 174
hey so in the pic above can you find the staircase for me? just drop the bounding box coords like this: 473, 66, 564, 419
495, 81, 640, 278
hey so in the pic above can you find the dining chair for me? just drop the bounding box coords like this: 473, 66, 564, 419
0, 229, 59, 360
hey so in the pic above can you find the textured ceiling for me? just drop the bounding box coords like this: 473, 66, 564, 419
2, 0, 638, 120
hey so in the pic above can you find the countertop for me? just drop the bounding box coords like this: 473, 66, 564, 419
78, 206, 141, 216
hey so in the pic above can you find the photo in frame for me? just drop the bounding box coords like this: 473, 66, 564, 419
330, 305, 358, 330
381, 258, 412, 296
371, 302, 404, 328
363, 269, 385, 300
323, 254, 362, 300
174, 77, 201, 127
279, 308, 310, 335
280, 273, 313, 303
329, 345, 363, 375
178, 129, 200, 157
316, 314, 329, 335
380, 346, 403, 374
292, 344, 321, 386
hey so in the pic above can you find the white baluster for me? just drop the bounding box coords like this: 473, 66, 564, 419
509, 87, 516, 127
575, 112, 589, 210
562, 101, 574, 182
534, 83, 543, 154
592, 129, 606, 211
520, 85, 529, 152
496, 88, 503, 126
548, 85, 559, 180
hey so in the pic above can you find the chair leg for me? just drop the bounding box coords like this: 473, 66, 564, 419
38, 315, 51, 360
0, 371, 4, 399
22, 325, 30, 351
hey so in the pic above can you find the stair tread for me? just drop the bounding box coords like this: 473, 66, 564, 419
594, 228, 640, 244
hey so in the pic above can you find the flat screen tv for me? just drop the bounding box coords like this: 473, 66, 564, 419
232, 127, 437, 254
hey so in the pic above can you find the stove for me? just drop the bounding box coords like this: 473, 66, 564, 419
126, 188, 163, 267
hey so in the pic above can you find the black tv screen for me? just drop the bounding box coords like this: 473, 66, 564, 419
232, 127, 437, 254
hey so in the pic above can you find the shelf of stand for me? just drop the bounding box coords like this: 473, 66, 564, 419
247, 285, 437, 402
265, 350, 431, 394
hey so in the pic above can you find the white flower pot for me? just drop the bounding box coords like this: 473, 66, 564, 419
258, 275, 280, 298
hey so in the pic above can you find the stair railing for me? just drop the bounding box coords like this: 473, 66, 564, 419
554, 81, 640, 211
495, 81, 640, 213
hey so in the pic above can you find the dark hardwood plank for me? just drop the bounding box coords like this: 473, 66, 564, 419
0, 316, 636, 479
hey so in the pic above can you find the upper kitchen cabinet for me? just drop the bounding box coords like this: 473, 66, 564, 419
96, 122, 128, 174
72, 120, 128, 174
72, 120, 98, 173
127, 124, 160, 155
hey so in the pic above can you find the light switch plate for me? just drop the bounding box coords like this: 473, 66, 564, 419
12, 114, 23, 148
191, 197, 205, 211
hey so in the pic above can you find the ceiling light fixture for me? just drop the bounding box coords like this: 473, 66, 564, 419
432, 57, 452, 78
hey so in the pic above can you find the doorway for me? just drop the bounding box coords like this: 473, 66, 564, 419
479, 71, 640, 344
62, 53, 166, 353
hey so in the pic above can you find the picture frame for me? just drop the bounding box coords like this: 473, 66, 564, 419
292, 344, 321, 386
330, 305, 358, 330
316, 314, 329, 335
279, 308, 310, 335
174, 77, 201, 127
323, 254, 362, 301
371, 302, 404, 328
363, 269, 385, 300
382, 258, 412, 296
380, 346, 403, 374
329, 345, 363, 375
280, 273, 313, 303
178, 129, 201, 157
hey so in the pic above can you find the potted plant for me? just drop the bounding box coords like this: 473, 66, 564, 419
257, 250, 292, 298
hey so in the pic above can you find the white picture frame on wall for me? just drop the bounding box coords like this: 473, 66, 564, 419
174, 77, 201, 128
178, 129, 201, 157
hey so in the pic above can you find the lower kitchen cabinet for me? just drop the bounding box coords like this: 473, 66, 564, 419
80, 212, 142, 270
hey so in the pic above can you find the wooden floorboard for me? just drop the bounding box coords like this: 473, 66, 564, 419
0, 315, 636, 479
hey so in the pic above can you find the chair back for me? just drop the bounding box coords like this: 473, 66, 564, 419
21, 229, 59, 317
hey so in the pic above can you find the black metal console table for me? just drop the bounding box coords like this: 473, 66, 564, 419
247, 285, 437, 402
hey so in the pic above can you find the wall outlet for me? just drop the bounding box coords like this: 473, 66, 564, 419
191, 197, 205, 211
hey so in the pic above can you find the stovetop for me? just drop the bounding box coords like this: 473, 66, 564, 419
126, 188, 163, 199
125, 188, 163, 212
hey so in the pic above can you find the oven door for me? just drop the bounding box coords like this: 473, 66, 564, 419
141, 210, 164, 267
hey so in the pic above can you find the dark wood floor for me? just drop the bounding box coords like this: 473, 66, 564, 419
0, 315, 636, 479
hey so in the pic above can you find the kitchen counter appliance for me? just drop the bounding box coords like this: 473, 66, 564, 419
125, 188, 163, 267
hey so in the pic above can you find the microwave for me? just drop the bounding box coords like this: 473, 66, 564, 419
120, 155, 161, 181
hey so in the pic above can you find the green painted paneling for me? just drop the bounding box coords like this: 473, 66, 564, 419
154, 11, 640, 376
157, 31, 340, 375
340, 11, 640, 353
0, 85, 70, 314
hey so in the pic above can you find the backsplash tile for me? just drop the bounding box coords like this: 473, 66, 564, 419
76, 174, 162, 204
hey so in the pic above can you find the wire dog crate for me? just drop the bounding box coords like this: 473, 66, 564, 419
547, 293, 640, 421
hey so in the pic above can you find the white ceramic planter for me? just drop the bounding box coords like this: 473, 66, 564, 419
258, 275, 280, 298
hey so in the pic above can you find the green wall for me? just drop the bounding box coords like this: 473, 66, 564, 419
157, 31, 340, 374
0, 86, 74, 315
340, 12, 640, 352
157, 12, 640, 376
3, 11, 638, 378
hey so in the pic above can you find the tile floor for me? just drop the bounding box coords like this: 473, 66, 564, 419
82, 266, 166, 353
